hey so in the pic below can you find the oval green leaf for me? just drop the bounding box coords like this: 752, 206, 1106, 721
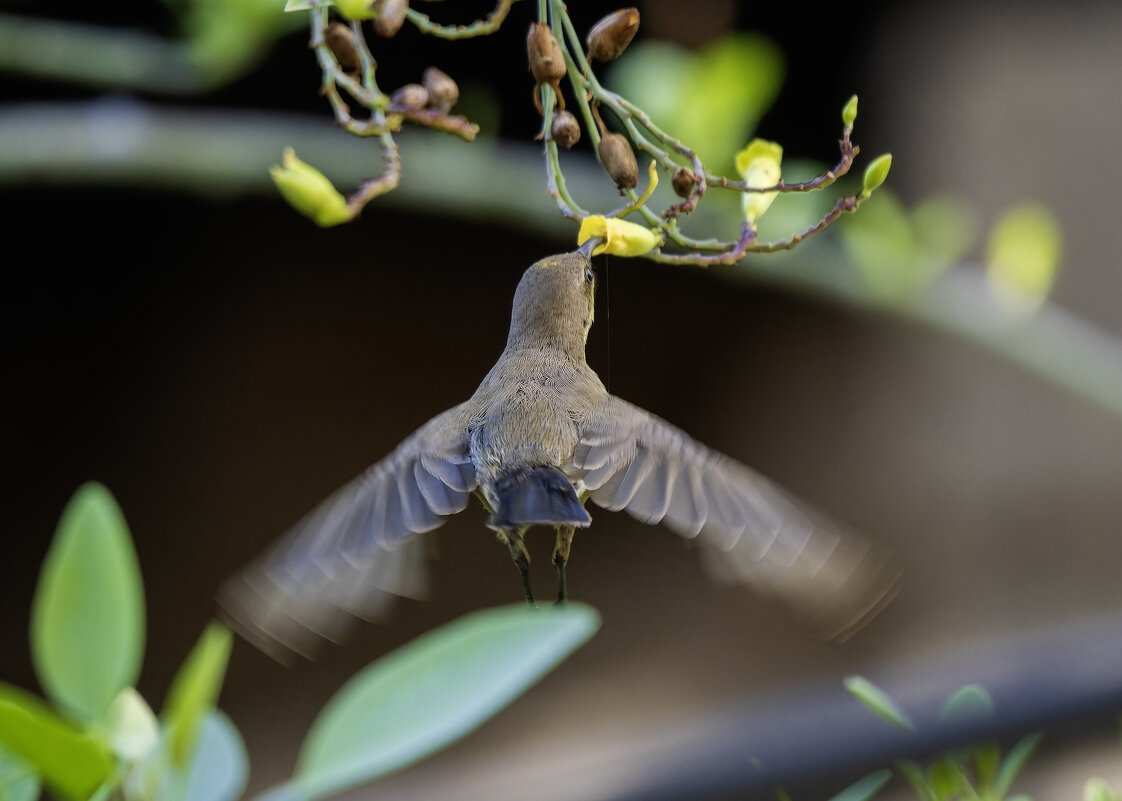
0, 747, 40, 801
177, 712, 248, 801
31, 482, 145, 722
0, 683, 114, 801
844, 676, 915, 732
163, 622, 233, 767
937, 684, 994, 724
993, 733, 1042, 798
290, 603, 599, 801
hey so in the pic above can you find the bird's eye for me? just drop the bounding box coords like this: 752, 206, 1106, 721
584, 266, 595, 285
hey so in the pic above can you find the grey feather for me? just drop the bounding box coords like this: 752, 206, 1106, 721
218, 403, 475, 659
574, 397, 899, 640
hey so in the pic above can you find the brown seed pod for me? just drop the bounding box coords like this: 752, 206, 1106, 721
597, 132, 638, 191
390, 83, 429, 111
671, 166, 696, 198
550, 111, 581, 149
586, 8, 639, 62
526, 22, 566, 113
422, 67, 459, 113
324, 21, 361, 74
370, 0, 408, 38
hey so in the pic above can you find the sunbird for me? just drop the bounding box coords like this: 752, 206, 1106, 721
221, 247, 896, 656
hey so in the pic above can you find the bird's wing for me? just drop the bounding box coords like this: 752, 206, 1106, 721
218, 402, 477, 659
574, 397, 898, 640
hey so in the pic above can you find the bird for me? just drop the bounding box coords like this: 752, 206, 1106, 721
219, 245, 897, 658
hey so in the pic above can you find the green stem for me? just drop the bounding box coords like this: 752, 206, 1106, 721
405, 0, 515, 39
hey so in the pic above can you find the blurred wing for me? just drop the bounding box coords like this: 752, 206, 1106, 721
218, 402, 477, 659
574, 397, 898, 640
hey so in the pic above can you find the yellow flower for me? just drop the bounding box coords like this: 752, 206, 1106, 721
577, 216, 660, 257
734, 138, 782, 225
269, 148, 353, 227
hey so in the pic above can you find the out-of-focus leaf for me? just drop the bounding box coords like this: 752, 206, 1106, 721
31, 482, 145, 723
927, 758, 964, 800
895, 759, 937, 801
163, 622, 233, 767
1084, 777, 1121, 801
937, 684, 994, 724
912, 195, 977, 269
993, 733, 1041, 798
280, 603, 599, 801
839, 190, 918, 300
0, 748, 40, 801
177, 712, 248, 801
608, 34, 784, 172
825, 769, 893, 801
986, 203, 1062, 312
0, 683, 114, 801
844, 676, 916, 732
972, 743, 1001, 791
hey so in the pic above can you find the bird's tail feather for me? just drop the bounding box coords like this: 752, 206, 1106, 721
488, 466, 592, 529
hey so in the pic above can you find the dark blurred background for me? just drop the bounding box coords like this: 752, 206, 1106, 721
3, 0, 1122, 799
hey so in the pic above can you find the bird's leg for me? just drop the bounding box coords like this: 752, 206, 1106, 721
497, 528, 535, 607
552, 526, 575, 604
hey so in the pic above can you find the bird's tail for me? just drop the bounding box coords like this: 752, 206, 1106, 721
487, 466, 592, 529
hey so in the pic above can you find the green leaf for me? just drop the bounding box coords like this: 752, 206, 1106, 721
608, 34, 784, 172
1084, 777, 1120, 801
163, 622, 233, 767
844, 676, 916, 732
972, 743, 1001, 791
0, 683, 114, 801
0, 748, 39, 801
287, 603, 599, 801
825, 769, 893, 801
938, 684, 994, 724
31, 482, 145, 722
895, 759, 938, 801
993, 734, 1041, 798
177, 712, 248, 801
927, 758, 964, 800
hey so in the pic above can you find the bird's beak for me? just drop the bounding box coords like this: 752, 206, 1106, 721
574, 237, 602, 260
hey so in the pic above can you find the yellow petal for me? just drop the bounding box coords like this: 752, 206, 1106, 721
578, 215, 659, 257
735, 138, 783, 225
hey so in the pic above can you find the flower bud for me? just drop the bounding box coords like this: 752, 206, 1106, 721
842, 94, 858, 128
324, 21, 361, 74
550, 111, 581, 148
671, 166, 696, 198
269, 148, 353, 227
370, 0, 408, 37
597, 132, 638, 191
527, 22, 566, 86
586, 8, 639, 62
861, 153, 892, 198
390, 83, 429, 111
422, 66, 459, 113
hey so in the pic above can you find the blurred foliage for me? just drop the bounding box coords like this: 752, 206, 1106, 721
606, 34, 785, 174
842, 677, 1040, 801
0, 484, 597, 801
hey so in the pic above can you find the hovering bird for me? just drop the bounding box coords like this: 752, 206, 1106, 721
220, 246, 897, 657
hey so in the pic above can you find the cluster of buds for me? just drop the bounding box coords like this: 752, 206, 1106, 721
529, 9, 644, 194
389, 67, 460, 114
